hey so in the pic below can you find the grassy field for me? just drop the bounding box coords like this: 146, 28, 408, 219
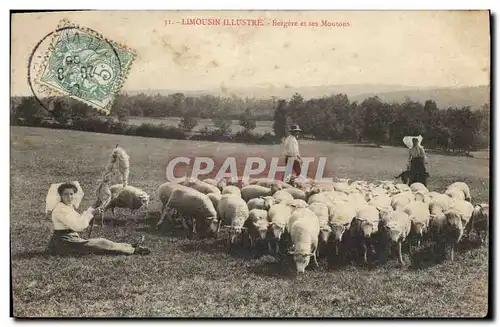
10, 126, 489, 318
128, 116, 274, 135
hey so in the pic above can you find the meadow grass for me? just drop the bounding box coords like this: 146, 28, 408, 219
10, 126, 489, 317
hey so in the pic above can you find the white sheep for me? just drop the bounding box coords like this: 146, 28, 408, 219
244, 209, 269, 249
287, 207, 320, 273
104, 184, 150, 215
221, 185, 242, 197
285, 199, 310, 209
267, 201, 295, 255
403, 200, 431, 247
202, 178, 220, 188
466, 203, 489, 245
395, 183, 411, 193
438, 200, 474, 261
445, 182, 471, 202
379, 209, 412, 264
157, 182, 183, 210
308, 202, 331, 249
283, 187, 307, 201
156, 187, 219, 238
272, 189, 294, 204
206, 192, 222, 211
246, 196, 273, 211
368, 194, 392, 210
181, 178, 221, 195
350, 204, 380, 263
249, 178, 292, 189
391, 191, 414, 211
328, 202, 357, 254
410, 182, 429, 194
217, 194, 250, 249
241, 184, 281, 202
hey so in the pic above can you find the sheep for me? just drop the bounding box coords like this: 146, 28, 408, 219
328, 202, 357, 253
307, 191, 331, 205
333, 182, 351, 194
287, 207, 320, 273
221, 176, 249, 189
217, 194, 250, 249
283, 187, 307, 201
246, 196, 274, 211
285, 199, 309, 209
181, 178, 221, 195
379, 209, 412, 264
410, 182, 428, 194
368, 194, 392, 210
350, 204, 380, 263
308, 202, 331, 254
244, 209, 269, 250
272, 189, 294, 204
267, 201, 295, 255
391, 191, 414, 211
206, 192, 222, 211
156, 187, 219, 239
445, 182, 471, 202
241, 184, 281, 202
434, 200, 474, 261
202, 178, 220, 188
249, 178, 292, 189
157, 182, 184, 209
221, 185, 242, 197
403, 201, 431, 247
466, 203, 489, 245
104, 184, 150, 216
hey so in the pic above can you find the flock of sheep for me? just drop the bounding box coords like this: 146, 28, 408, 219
101, 174, 489, 274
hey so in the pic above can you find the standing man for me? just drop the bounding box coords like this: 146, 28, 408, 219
282, 124, 303, 184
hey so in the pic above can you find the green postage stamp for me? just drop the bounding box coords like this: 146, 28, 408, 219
35, 19, 136, 114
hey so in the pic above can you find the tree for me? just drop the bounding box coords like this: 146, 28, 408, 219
360, 97, 392, 146
14, 97, 45, 125
179, 111, 198, 131
272, 99, 288, 138
117, 108, 130, 123
239, 108, 257, 133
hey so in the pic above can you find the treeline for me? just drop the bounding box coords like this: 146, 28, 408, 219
273, 94, 490, 153
10, 91, 490, 152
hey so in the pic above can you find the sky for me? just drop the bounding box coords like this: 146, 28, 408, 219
11, 10, 490, 96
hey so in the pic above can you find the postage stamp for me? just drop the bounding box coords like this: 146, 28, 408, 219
34, 19, 136, 114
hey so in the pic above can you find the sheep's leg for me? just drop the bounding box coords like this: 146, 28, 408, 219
215, 219, 222, 238
268, 241, 273, 255
450, 245, 455, 261
156, 206, 171, 229
398, 241, 404, 265
363, 241, 368, 264
312, 248, 319, 268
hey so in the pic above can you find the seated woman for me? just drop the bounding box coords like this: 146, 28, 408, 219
47, 182, 151, 255
407, 137, 429, 186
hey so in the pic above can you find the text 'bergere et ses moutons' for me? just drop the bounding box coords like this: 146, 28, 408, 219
164, 18, 351, 28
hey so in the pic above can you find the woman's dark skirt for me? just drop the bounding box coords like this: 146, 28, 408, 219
409, 157, 428, 186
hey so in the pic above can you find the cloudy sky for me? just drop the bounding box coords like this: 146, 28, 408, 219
11, 10, 490, 95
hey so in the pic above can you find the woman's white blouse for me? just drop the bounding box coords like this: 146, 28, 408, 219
51, 202, 94, 232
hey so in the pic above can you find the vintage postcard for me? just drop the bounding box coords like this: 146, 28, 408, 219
10, 10, 490, 318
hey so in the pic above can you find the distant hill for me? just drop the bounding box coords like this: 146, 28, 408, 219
126, 84, 489, 110
351, 85, 490, 110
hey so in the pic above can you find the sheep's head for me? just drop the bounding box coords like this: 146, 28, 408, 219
445, 211, 463, 242
270, 183, 282, 194
473, 204, 489, 224
267, 222, 284, 240
331, 223, 349, 242
361, 221, 375, 238
319, 226, 332, 244
217, 178, 227, 191
411, 221, 427, 236
205, 217, 219, 236
305, 186, 321, 199
229, 226, 244, 244
261, 196, 275, 210
139, 193, 150, 208
288, 249, 313, 274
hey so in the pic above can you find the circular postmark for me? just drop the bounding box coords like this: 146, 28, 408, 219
28, 20, 136, 116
